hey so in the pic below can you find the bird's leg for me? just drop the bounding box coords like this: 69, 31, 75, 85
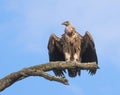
73, 53, 81, 76
73, 53, 79, 64
65, 52, 71, 62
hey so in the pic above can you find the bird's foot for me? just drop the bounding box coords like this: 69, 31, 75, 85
73, 59, 79, 64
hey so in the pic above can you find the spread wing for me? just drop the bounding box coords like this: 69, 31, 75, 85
81, 31, 98, 75
48, 34, 66, 77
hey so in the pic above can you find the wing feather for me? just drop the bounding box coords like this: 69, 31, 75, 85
48, 34, 66, 77
81, 31, 98, 75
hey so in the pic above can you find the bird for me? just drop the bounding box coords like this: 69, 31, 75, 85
48, 21, 98, 78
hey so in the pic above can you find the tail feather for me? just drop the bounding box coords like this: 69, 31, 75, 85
68, 68, 79, 77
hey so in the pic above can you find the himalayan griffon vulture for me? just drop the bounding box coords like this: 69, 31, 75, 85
48, 21, 98, 77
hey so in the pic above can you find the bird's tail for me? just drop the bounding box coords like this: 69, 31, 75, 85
68, 68, 80, 77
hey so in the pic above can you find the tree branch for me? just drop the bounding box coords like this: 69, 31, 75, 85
0, 61, 99, 92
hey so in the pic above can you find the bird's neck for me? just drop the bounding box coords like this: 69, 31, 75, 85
65, 25, 76, 36
66, 32, 75, 37
65, 32, 76, 41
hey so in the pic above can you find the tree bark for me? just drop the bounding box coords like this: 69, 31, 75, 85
0, 61, 99, 92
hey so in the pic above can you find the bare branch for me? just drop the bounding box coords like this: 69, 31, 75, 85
0, 61, 99, 92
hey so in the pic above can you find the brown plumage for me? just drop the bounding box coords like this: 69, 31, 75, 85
48, 21, 98, 77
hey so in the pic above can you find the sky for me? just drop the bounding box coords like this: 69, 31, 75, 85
0, 0, 120, 95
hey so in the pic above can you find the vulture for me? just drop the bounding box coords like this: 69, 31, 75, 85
48, 21, 98, 78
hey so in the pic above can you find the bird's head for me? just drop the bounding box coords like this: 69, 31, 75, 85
62, 21, 76, 37
61, 21, 72, 26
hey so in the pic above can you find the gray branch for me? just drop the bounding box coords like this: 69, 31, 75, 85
0, 61, 99, 92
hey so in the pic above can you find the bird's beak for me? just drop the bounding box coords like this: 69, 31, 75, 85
61, 22, 65, 25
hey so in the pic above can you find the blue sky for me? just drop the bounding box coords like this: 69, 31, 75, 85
0, 0, 120, 95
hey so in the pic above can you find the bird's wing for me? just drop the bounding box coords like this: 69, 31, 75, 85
81, 31, 98, 75
48, 34, 66, 77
